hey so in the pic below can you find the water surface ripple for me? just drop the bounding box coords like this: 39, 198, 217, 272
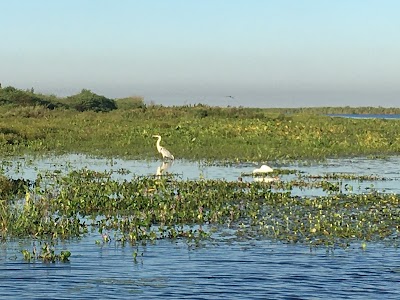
1, 155, 400, 299
1, 239, 399, 299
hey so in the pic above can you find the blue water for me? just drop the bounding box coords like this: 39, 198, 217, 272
1, 155, 400, 299
328, 114, 400, 120
1, 238, 399, 299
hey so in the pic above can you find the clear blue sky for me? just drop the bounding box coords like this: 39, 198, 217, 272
1, 0, 399, 107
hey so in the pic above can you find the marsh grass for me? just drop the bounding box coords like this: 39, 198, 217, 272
0, 105, 400, 161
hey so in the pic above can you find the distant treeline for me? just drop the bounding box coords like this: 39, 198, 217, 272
0, 85, 144, 112
0, 85, 399, 115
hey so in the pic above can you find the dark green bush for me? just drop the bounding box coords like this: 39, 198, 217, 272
66, 89, 117, 112
0, 86, 56, 108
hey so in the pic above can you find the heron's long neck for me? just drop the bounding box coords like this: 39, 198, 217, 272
156, 136, 162, 150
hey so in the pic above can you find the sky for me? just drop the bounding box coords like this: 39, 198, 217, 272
1, 0, 399, 107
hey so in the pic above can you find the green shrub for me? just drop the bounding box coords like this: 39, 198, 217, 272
0, 86, 56, 108
116, 96, 145, 110
66, 89, 117, 112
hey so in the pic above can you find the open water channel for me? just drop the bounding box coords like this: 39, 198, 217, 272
1, 154, 400, 299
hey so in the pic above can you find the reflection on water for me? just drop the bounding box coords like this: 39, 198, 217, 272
329, 113, 400, 120
2, 154, 400, 194
253, 176, 280, 183
155, 161, 173, 177
1, 154, 400, 299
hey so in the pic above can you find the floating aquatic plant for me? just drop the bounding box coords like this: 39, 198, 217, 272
22, 242, 71, 263
0, 163, 399, 263
24, 170, 400, 247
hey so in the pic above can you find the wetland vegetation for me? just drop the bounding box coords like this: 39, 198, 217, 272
1, 85, 400, 161
0, 85, 400, 262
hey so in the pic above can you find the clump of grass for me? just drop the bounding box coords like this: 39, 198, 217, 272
2, 105, 51, 118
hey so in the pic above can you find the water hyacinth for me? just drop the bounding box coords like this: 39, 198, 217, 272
22, 242, 71, 263
1, 168, 399, 253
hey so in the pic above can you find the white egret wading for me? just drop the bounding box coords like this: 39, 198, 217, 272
252, 165, 273, 174
152, 135, 174, 161
252, 164, 279, 182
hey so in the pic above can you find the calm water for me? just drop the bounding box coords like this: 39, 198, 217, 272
1, 155, 400, 299
329, 113, 400, 120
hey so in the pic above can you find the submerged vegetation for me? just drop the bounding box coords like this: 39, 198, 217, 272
0, 85, 400, 261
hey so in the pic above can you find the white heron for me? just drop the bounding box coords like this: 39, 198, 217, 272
252, 165, 273, 174
152, 135, 174, 161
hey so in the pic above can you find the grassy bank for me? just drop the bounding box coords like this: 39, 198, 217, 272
1, 85, 400, 161
1, 104, 400, 162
